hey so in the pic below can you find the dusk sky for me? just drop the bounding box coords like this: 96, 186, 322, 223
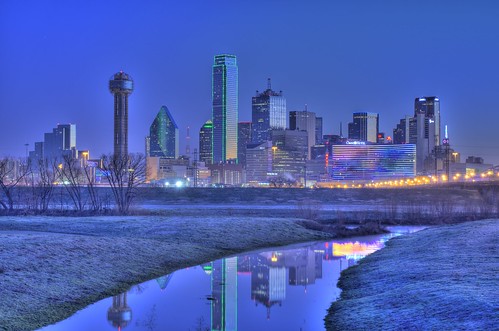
1, 1, 499, 164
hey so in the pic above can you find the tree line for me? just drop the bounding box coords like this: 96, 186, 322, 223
0, 154, 146, 215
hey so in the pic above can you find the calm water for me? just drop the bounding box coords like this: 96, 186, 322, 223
38, 226, 424, 331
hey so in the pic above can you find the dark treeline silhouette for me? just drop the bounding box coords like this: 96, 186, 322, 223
0, 153, 146, 215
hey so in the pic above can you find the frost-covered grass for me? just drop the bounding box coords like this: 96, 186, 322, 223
0, 215, 331, 331
325, 219, 499, 330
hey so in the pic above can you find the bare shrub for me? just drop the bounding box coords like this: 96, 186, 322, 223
0, 158, 30, 210
431, 198, 456, 219
405, 202, 425, 222
35, 159, 58, 212
55, 155, 84, 211
82, 161, 101, 211
296, 198, 322, 220
100, 153, 146, 215
384, 200, 399, 221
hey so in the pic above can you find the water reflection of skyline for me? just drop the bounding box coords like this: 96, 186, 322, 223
107, 238, 389, 330
40, 228, 423, 331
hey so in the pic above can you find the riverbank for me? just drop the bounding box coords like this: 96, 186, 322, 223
2, 186, 497, 225
325, 219, 499, 330
0, 215, 333, 331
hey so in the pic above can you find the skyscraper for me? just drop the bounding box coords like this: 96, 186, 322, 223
212, 54, 238, 163
289, 108, 316, 159
237, 122, 252, 166
147, 106, 179, 159
109, 71, 134, 158
315, 117, 323, 145
347, 112, 379, 143
251, 79, 286, 144
199, 120, 213, 165
43, 124, 77, 160
415, 97, 440, 146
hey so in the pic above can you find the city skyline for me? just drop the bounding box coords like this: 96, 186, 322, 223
1, 1, 499, 164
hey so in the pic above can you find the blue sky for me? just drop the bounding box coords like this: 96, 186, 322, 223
1, 0, 499, 163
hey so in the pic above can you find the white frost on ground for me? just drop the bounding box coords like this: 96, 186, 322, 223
0, 214, 331, 331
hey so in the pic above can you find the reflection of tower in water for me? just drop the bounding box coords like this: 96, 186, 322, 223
250, 254, 286, 320
107, 292, 132, 330
211, 257, 238, 331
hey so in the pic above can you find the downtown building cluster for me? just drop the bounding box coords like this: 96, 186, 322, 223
20, 56, 495, 188
143, 54, 495, 187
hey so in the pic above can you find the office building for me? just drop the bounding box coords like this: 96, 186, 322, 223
331, 144, 416, 181
415, 97, 440, 147
43, 124, 77, 160
237, 122, 252, 166
146, 157, 189, 183
271, 129, 308, 181
246, 141, 273, 183
393, 116, 412, 144
289, 108, 316, 159
208, 163, 244, 186
199, 120, 213, 165
315, 117, 323, 145
109, 71, 134, 158
251, 79, 286, 144
147, 106, 179, 159
347, 112, 379, 143
212, 54, 238, 163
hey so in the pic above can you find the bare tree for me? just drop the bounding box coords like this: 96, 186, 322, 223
36, 159, 58, 212
56, 154, 84, 211
0, 157, 30, 211
82, 161, 101, 211
100, 153, 146, 214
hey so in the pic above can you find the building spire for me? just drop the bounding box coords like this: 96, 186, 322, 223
267, 78, 272, 90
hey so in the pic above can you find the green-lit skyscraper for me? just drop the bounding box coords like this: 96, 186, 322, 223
147, 106, 179, 158
199, 119, 213, 164
212, 54, 238, 163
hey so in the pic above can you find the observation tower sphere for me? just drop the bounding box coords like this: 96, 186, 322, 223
109, 71, 134, 158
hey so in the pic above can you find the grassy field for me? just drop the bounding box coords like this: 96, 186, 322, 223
325, 219, 499, 330
0, 215, 332, 331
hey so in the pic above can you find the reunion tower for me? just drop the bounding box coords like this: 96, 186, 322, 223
109, 71, 134, 158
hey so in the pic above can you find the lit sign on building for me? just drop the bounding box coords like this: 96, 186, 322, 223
345, 140, 366, 145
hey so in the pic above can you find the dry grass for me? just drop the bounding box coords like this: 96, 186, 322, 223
0, 215, 331, 331
325, 219, 499, 330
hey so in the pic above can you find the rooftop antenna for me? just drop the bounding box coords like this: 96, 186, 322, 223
340, 122, 343, 138
267, 77, 272, 90
445, 125, 448, 139
304, 104, 308, 112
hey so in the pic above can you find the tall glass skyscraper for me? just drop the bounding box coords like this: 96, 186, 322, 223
251, 79, 286, 144
199, 120, 213, 165
109, 71, 134, 158
147, 106, 179, 158
414, 96, 440, 146
212, 54, 238, 163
